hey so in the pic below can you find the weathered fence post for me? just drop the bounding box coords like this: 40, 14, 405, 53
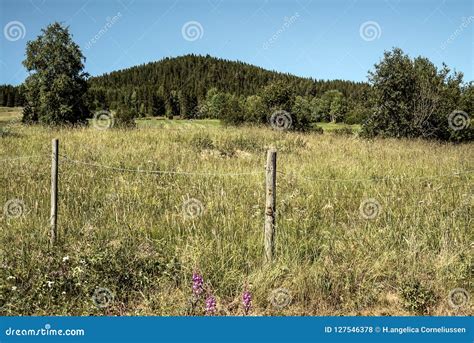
50, 138, 59, 247
265, 148, 277, 262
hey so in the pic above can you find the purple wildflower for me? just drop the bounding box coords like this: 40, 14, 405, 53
205, 295, 217, 315
242, 291, 252, 315
192, 272, 203, 296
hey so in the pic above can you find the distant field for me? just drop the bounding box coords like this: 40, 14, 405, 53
0, 108, 360, 132
0, 107, 22, 125
1, 110, 472, 316
137, 117, 222, 128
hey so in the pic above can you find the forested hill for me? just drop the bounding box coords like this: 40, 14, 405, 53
87, 54, 370, 115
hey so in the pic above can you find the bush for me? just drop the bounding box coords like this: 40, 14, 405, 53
114, 107, 136, 128
220, 94, 246, 126
190, 132, 215, 151
344, 104, 367, 125
400, 280, 438, 315
216, 135, 264, 155
291, 96, 313, 131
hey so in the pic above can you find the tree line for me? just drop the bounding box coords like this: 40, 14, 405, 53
3, 22, 472, 141
86, 54, 370, 124
0, 85, 24, 107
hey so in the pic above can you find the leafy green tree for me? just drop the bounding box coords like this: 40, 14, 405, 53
363, 48, 416, 138
22, 22, 89, 125
344, 101, 367, 125
114, 105, 136, 128
313, 90, 346, 122
244, 95, 267, 123
260, 80, 295, 112
329, 91, 346, 122
291, 96, 313, 130
220, 94, 245, 125
460, 82, 473, 114
363, 47, 471, 141
199, 88, 228, 119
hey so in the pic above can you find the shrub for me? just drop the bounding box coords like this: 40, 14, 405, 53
220, 94, 246, 126
400, 281, 438, 315
291, 96, 314, 131
190, 132, 215, 151
114, 107, 136, 128
216, 135, 264, 155
344, 104, 367, 125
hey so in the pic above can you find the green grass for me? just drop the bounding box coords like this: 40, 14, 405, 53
314, 122, 361, 132
0, 108, 357, 132
0, 107, 22, 126
0, 111, 472, 316
137, 117, 222, 128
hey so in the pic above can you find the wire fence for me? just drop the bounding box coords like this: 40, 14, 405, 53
2, 152, 472, 181
2, 147, 472, 237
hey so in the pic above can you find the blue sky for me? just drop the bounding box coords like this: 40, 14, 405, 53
0, 0, 472, 85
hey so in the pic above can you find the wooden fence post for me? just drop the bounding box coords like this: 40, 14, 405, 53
50, 138, 59, 247
265, 148, 277, 262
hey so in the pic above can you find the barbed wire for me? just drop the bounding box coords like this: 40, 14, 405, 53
2, 153, 472, 182
59, 154, 263, 177
277, 169, 473, 183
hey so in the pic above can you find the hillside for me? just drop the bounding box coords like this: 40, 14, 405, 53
87, 54, 370, 115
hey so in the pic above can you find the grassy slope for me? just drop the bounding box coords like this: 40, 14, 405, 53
0, 109, 472, 316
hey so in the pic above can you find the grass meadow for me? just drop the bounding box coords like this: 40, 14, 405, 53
0, 107, 472, 316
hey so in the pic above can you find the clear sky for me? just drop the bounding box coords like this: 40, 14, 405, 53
0, 0, 472, 85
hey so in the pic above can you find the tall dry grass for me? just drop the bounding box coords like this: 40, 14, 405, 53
0, 122, 472, 315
